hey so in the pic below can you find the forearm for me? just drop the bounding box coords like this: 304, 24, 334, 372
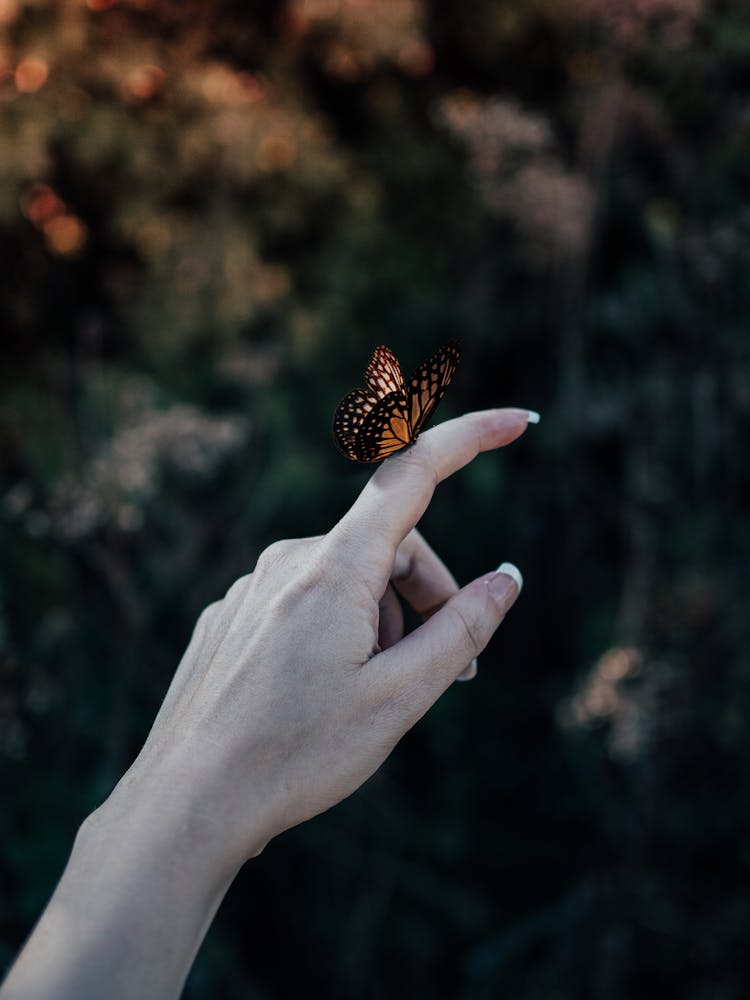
1, 757, 243, 1000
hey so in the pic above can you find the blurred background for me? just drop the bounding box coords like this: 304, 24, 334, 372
1, 0, 749, 996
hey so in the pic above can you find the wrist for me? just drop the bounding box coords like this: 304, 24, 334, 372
3, 747, 248, 1000
87, 738, 273, 881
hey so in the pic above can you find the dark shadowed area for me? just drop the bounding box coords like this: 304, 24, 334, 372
2, 1, 749, 997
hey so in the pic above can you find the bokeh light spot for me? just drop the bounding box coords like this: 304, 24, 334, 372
236, 71, 266, 104
256, 134, 296, 172
43, 215, 88, 256
15, 57, 49, 93
303, 0, 340, 15
254, 264, 291, 304
21, 183, 65, 227
398, 41, 434, 77
127, 63, 166, 101
0, 0, 20, 26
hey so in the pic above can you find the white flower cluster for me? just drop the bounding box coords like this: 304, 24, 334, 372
48, 404, 249, 541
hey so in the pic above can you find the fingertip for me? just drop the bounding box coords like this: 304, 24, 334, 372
486, 564, 522, 609
480, 407, 540, 444
495, 561, 523, 593
470, 407, 530, 443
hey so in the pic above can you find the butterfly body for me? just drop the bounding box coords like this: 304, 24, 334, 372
333, 341, 461, 462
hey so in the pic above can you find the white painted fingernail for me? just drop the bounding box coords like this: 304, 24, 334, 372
525, 410, 541, 425
496, 562, 523, 592
456, 658, 478, 682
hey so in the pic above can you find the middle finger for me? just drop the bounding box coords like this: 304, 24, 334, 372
391, 529, 458, 617
391, 529, 477, 680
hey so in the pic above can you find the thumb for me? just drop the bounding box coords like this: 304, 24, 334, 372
365, 563, 523, 731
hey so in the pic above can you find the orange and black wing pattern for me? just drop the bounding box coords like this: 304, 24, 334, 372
407, 341, 462, 438
332, 387, 381, 460
355, 392, 413, 462
365, 345, 404, 397
333, 341, 461, 462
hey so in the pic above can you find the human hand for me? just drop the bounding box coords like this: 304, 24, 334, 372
0, 407, 536, 1000
116, 407, 535, 871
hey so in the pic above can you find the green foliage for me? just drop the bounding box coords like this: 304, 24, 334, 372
2, 0, 750, 996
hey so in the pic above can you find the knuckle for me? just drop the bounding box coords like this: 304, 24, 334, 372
317, 532, 353, 583
256, 535, 324, 573
369, 679, 421, 738
199, 599, 222, 622
446, 600, 487, 657
257, 539, 285, 565
192, 599, 223, 641
270, 543, 333, 611
254, 538, 296, 574
390, 441, 438, 489
248, 536, 330, 603
224, 572, 253, 603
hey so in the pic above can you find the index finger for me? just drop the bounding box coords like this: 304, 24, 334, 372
330, 407, 535, 571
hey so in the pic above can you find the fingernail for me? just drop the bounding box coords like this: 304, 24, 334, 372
488, 561, 523, 599
525, 410, 541, 425
497, 561, 523, 591
456, 658, 478, 682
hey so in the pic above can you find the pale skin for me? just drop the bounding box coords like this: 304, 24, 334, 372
1, 407, 535, 1000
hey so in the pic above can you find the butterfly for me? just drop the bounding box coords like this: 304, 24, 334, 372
333, 341, 461, 462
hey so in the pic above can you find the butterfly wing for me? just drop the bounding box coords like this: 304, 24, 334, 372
365, 345, 405, 398
407, 340, 461, 437
354, 391, 413, 463
333, 387, 382, 459
333, 341, 460, 462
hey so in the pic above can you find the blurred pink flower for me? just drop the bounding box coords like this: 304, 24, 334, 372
285, 0, 431, 79
485, 161, 594, 260
553, 0, 701, 47
438, 93, 594, 262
